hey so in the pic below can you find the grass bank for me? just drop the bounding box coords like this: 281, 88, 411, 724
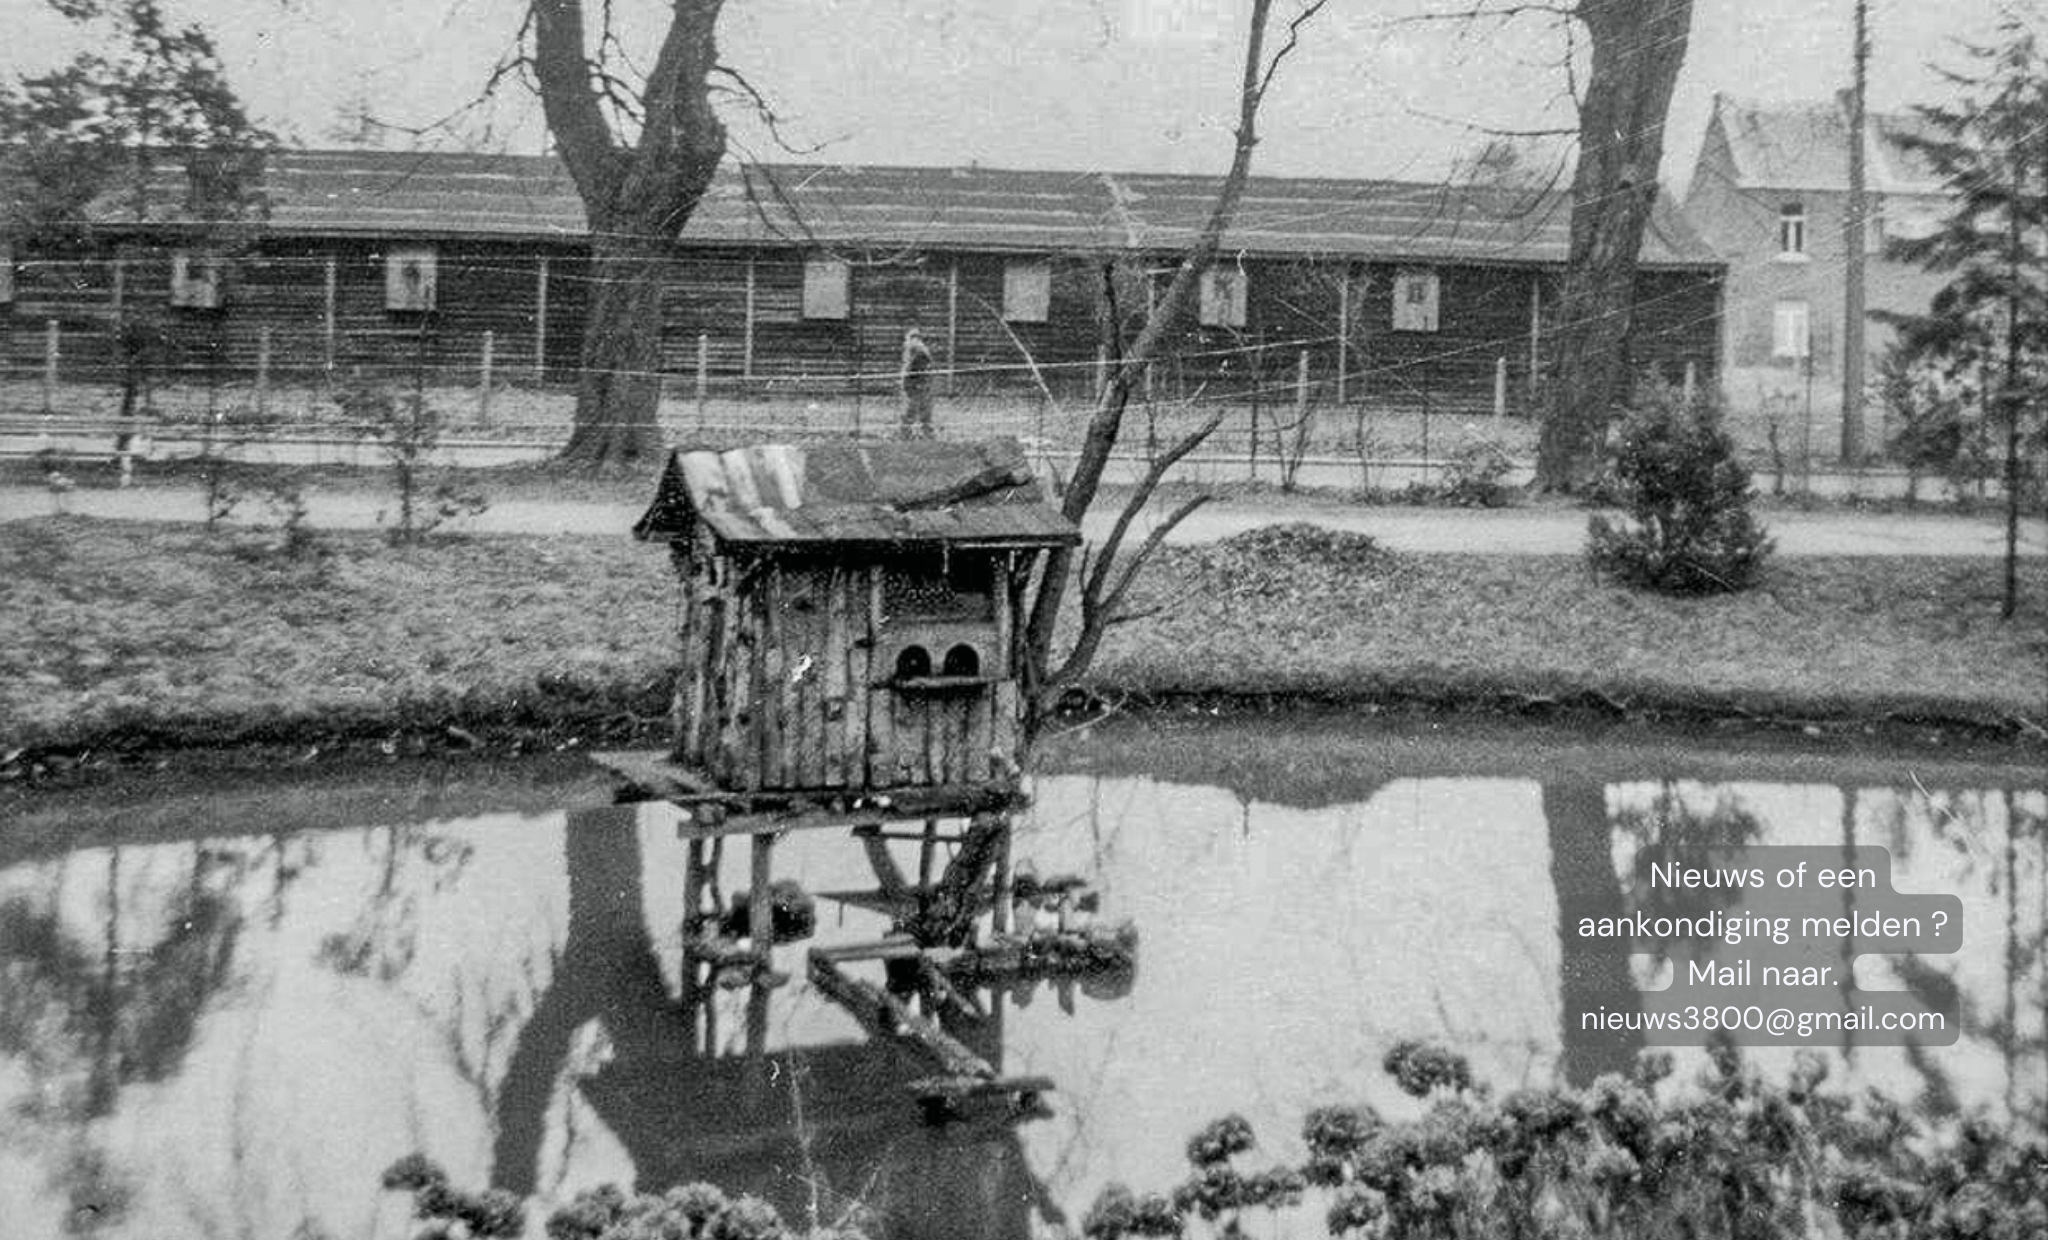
2, 518, 2042, 772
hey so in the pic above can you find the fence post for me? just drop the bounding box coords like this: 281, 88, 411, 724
256, 327, 273, 420
1683, 360, 1698, 404
1494, 356, 1507, 418
42, 319, 59, 415
323, 256, 338, 380
479, 330, 496, 425
533, 255, 550, 383
696, 332, 709, 430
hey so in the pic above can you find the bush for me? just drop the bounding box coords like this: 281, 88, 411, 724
1587, 387, 1773, 595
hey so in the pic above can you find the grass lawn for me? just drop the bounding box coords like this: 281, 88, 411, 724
1, 518, 2042, 761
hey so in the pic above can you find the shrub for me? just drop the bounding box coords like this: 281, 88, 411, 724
1587, 387, 1773, 594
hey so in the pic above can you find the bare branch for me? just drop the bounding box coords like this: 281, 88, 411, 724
712, 64, 826, 156
1100, 494, 1210, 624
1384, 3, 1577, 27
1082, 404, 1227, 606
1255, 0, 1335, 106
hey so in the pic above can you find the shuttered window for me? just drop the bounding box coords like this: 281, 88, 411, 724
385, 246, 438, 311
802, 258, 851, 319
1002, 259, 1052, 322
1198, 267, 1247, 328
1392, 269, 1440, 332
169, 251, 223, 309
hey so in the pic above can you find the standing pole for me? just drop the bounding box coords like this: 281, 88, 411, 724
43, 319, 59, 415
479, 329, 496, 425
695, 332, 710, 430
1336, 264, 1351, 406
533, 255, 550, 383
256, 326, 273, 420
1494, 356, 1508, 418
946, 258, 960, 397
742, 254, 757, 382
1840, 0, 1870, 463
322, 256, 338, 381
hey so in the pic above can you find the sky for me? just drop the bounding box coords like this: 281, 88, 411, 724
1, 0, 2030, 193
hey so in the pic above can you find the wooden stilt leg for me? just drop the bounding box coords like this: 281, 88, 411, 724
918, 817, 938, 921
750, 830, 775, 952
682, 837, 707, 1046
993, 816, 1014, 935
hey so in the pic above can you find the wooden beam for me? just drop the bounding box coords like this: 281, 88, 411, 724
806, 951, 993, 1080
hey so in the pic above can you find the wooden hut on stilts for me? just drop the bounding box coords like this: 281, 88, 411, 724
595, 436, 1120, 1117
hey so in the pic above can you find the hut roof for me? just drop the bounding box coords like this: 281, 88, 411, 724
634, 437, 1079, 550
75, 148, 1720, 268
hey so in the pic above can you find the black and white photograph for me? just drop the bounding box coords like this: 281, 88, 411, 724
0, 1, 2043, 1237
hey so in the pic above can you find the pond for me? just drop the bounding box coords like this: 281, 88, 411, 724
1, 715, 2041, 1240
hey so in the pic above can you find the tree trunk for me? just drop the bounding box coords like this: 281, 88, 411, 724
533, 0, 727, 468
1534, 0, 1695, 492
560, 224, 669, 466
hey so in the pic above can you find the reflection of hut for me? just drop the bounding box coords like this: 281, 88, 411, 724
493, 807, 1066, 1240
631, 437, 1077, 795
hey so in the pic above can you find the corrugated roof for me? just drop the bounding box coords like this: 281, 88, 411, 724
634, 437, 1079, 549
78, 148, 1719, 267
1711, 94, 1946, 194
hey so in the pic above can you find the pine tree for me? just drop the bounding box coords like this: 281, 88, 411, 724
1885, 14, 2048, 619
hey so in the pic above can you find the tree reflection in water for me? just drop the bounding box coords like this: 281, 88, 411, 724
0, 841, 254, 1234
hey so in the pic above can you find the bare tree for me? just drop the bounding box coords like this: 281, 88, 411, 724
1535, 0, 1696, 491
527, 0, 729, 467
1018, 0, 1328, 728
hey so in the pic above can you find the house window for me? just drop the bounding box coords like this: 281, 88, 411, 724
169, 250, 222, 309
385, 246, 438, 311
802, 258, 851, 319
1772, 299, 1811, 360
1199, 266, 1247, 328
1002, 259, 1052, 322
1778, 203, 1807, 258
1391, 268, 1440, 332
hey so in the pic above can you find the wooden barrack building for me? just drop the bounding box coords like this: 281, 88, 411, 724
2, 150, 1725, 414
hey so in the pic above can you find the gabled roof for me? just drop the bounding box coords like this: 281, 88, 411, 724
1706, 94, 1946, 195
634, 437, 1079, 550
74, 148, 1719, 268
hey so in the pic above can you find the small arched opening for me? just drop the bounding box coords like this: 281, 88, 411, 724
893, 645, 932, 680
941, 643, 982, 677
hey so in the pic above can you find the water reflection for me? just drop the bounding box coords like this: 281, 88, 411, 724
0, 724, 2040, 1240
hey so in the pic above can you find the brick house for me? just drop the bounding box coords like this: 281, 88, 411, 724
1683, 93, 1953, 453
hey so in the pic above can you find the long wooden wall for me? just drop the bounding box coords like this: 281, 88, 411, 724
3, 236, 1721, 414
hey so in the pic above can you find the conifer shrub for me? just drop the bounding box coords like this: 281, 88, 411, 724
1586, 385, 1774, 595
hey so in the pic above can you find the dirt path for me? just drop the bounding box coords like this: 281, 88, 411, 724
3, 482, 2041, 557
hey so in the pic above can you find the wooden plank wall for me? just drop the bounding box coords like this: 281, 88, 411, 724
676, 553, 1025, 794
5, 235, 1720, 415
3, 238, 588, 388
